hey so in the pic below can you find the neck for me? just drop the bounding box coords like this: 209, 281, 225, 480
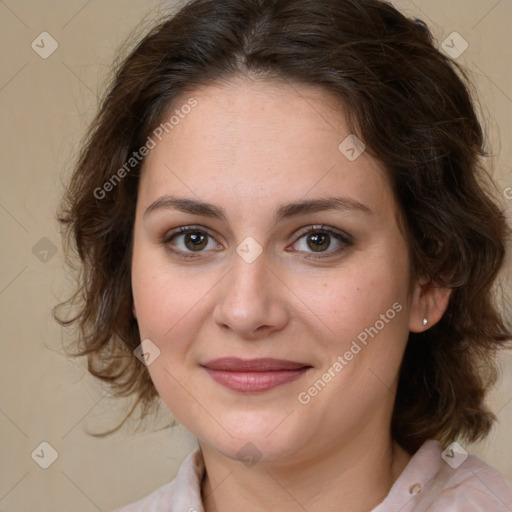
201, 435, 412, 512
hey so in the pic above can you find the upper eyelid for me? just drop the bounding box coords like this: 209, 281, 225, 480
164, 225, 218, 240
292, 224, 352, 241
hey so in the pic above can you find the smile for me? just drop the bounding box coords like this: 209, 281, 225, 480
201, 358, 312, 392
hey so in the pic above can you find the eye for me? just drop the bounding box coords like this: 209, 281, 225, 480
161, 225, 352, 260
289, 226, 353, 257
162, 226, 222, 258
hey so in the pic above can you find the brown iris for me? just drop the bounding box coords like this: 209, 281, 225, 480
307, 231, 330, 252
184, 231, 208, 251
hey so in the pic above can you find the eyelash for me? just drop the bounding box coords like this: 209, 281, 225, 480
161, 225, 353, 260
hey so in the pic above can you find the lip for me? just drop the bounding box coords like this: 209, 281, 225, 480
201, 358, 312, 392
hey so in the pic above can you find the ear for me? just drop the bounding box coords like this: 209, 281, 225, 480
409, 277, 451, 332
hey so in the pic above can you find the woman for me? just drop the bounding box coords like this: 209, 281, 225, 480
55, 0, 512, 510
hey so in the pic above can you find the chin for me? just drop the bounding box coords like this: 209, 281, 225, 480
195, 414, 313, 466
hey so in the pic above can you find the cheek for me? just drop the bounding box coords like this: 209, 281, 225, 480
297, 259, 408, 343
294, 247, 412, 395
131, 258, 206, 411
131, 246, 211, 342
294, 269, 409, 415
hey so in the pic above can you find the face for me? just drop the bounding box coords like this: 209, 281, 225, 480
131, 78, 424, 466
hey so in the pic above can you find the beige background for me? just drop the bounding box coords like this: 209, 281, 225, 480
0, 0, 511, 510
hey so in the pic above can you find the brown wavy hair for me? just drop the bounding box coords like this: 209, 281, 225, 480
54, 0, 511, 453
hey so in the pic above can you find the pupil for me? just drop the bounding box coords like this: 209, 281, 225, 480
185, 232, 207, 250
308, 232, 330, 252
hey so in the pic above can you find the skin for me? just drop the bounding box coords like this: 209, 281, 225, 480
131, 77, 450, 512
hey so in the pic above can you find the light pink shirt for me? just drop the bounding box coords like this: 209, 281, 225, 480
114, 440, 512, 511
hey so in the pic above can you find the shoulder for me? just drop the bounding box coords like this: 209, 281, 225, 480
425, 443, 512, 511
374, 440, 512, 512
111, 449, 205, 512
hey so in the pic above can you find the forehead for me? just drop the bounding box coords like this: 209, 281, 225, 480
137, 78, 395, 220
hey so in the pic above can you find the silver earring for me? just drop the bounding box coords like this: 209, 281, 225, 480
423, 318, 428, 326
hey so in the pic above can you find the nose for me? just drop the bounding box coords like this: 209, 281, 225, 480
212, 250, 289, 340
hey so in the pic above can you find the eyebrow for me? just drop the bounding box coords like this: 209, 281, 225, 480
143, 195, 372, 222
